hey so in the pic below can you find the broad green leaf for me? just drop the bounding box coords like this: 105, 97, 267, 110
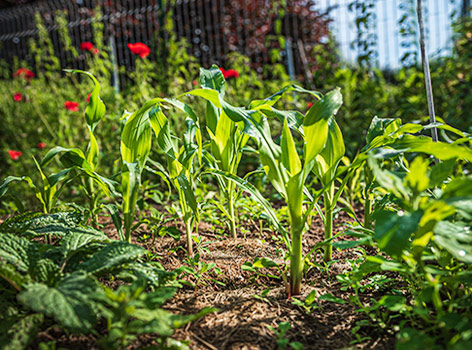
365, 116, 402, 145
430, 158, 456, 187
18, 272, 100, 333
0, 263, 32, 291
303, 88, 343, 168
405, 157, 430, 193
434, 221, 472, 263
0, 233, 38, 273
200, 65, 225, 95
373, 210, 423, 257
78, 241, 146, 274
60, 230, 110, 258
0, 313, 43, 350
318, 293, 346, 304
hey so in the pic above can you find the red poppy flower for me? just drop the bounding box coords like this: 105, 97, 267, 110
192, 80, 198, 86
308, 102, 313, 109
128, 42, 151, 59
93, 48, 99, 55
13, 92, 23, 102
13, 68, 35, 80
80, 42, 94, 51
64, 101, 79, 112
38, 142, 46, 149
86, 93, 91, 103
219, 68, 239, 79
8, 150, 22, 160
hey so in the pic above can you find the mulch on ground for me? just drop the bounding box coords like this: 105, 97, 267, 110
26, 206, 395, 350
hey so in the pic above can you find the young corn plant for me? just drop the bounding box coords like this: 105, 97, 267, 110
198, 65, 251, 238
183, 80, 342, 295
251, 89, 344, 294
146, 104, 201, 257
120, 97, 201, 247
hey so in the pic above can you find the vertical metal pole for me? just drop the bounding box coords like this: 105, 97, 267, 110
417, 0, 438, 142
285, 37, 295, 81
109, 35, 120, 94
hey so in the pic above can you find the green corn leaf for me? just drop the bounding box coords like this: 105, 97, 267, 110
390, 135, 472, 162
121, 161, 140, 216
18, 272, 100, 333
64, 69, 105, 130
249, 84, 322, 109
41, 146, 111, 196
0, 176, 43, 211
281, 117, 301, 176
78, 241, 146, 274
102, 203, 124, 240
313, 118, 345, 186
204, 169, 289, 249
121, 109, 152, 167
303, 88, 343, 168
176, 174, 199, 220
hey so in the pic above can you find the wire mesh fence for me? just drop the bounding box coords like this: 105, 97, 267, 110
0, 0, 469, 79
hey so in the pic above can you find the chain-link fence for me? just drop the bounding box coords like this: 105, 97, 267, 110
0, 0, 469, 78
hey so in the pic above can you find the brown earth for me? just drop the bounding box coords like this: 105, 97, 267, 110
31, 206, 395, 350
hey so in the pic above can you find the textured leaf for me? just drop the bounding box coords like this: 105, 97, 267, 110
0, 233, 38, 273
18, 272, 100, 333
60, 230, 110, 258
78, 241, 146, 274
0, 313, 43, 350
0, 211, 83, 235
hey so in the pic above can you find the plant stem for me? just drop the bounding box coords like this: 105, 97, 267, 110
227, 190, 237, 239
323, 195, 333, 262
289, 211, 304, 296
185, 217, 193, 258
364, 197, 372, 230
124, 213, 133, 243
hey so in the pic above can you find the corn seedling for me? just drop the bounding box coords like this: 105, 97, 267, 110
121, 96, 201, 248
146, 104, 201, 257
197, 65, 251, 238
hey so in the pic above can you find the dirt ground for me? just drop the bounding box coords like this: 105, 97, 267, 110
30, 207, 395, 350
